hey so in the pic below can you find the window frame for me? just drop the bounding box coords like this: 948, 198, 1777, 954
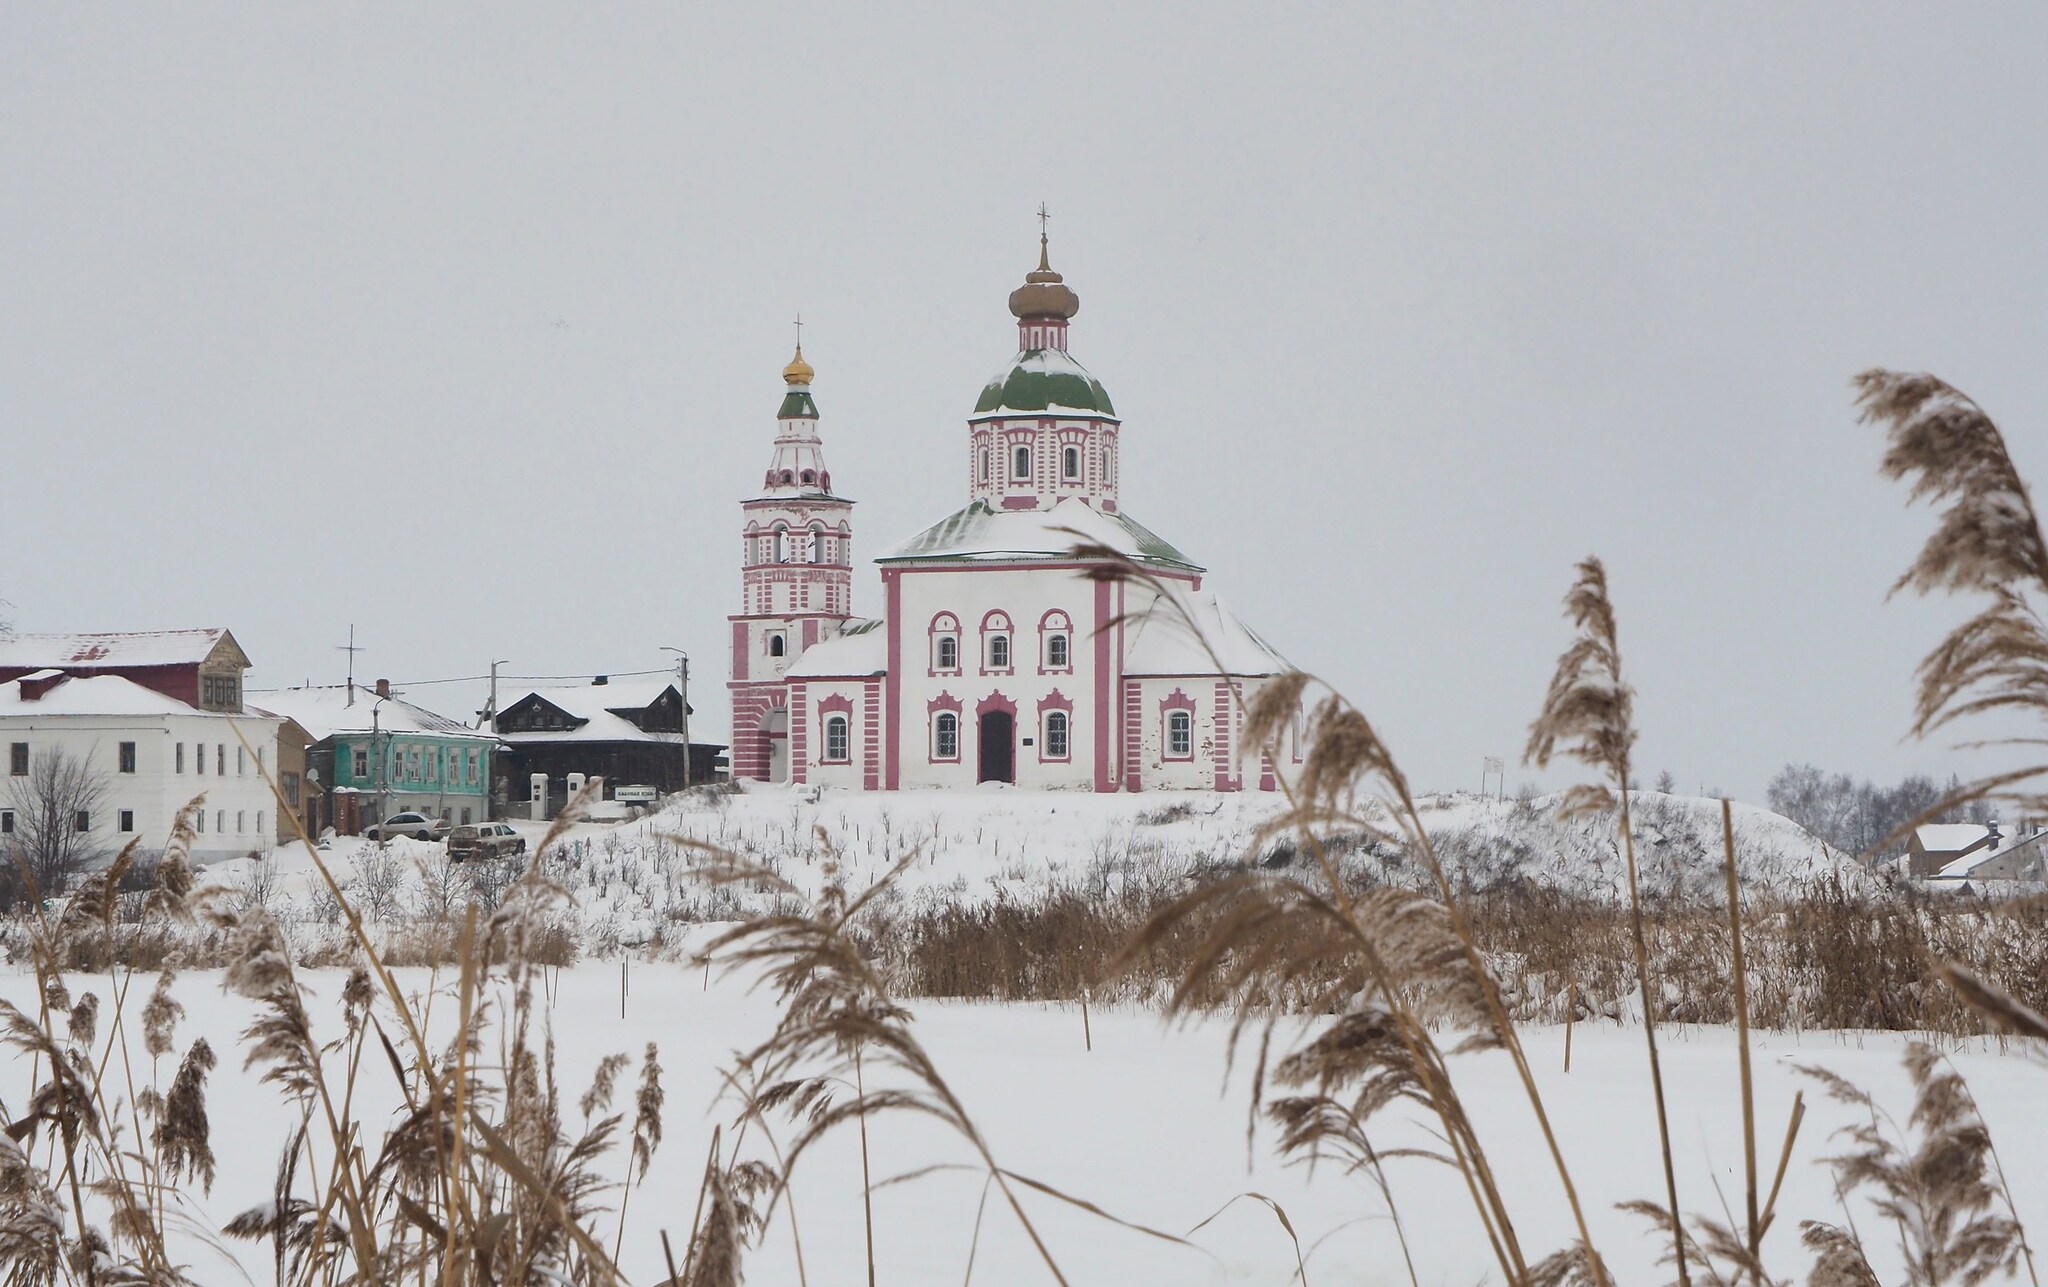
119, 741, 137, 774
933, 711, 960, 762
1166, 709, 1195, 760
1013, 444, 1031, 481
9, 743, 26, 777
822, 714, 851, 765
1043, 710, 1071, 761
119, 809, 135, 833
1062, 445, 1080, 480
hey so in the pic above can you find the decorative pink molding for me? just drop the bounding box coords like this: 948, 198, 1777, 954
1161, 687, 1198, 763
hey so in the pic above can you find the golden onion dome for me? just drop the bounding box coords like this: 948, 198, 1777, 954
782, 344, 815, 386
1008, 234, 1080, 320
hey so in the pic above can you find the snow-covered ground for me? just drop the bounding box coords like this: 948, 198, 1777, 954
8, 961, 2041, 1286
193, 786, 1865, 951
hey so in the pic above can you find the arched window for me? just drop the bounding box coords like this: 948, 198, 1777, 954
1047, 633, 1069, 668
930, 613, 961, 673
934, 712, 959, 760
779, 470, 795, 485
1167, 710, 1194, 759
768, 634, 786, 658
810, 528, 825, 563
823, 715, 850, 763
979, 448, 990, 483
980, 611, 1013, 672
1044, 711, 1069, 759
801, 469, 816, 484
1013, 445, 1031, 481
774, 528, 789, 563
1105, 450, 1115, 486
1063, 446, 1080, 480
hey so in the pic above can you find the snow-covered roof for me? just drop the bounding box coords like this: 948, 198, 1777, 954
0, 628, 241, 669
250, 686, 492, 741
1914, 824, 1994, 855
0, 672, 255, 720
1935, 829, 2048, 880
494, 679, 721, 745
1124, 585, 1291, 678
972, 348, 1116, 418
880, 498, 1199, 570
785, 619, 889, 678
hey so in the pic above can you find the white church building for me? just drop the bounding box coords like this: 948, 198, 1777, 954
728, 234, 1296, 792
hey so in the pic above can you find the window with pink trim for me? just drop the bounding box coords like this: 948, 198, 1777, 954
1161, 690, 1198, 761
1038, 609, 1073, 673
929, 613, 961, 675
929, 693, 963, 762
822, 715, 850, 763
980, 610, 1014, 675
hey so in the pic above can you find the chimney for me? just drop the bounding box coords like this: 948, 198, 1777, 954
375, 678, 390, 699
19, 670, 68, 701
1988, 817, 2003, 846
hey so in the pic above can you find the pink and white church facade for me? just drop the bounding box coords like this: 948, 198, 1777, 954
728, 235, 1296, 792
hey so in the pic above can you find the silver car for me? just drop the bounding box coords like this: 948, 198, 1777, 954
364, 812, 450, 842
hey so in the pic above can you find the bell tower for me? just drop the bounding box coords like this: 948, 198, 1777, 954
728, 336, 855, 781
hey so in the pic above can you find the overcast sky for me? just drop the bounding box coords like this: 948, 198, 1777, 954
5, 6, 2045, 801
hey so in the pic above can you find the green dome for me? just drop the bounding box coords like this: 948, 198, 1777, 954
972, 349, 1116, 417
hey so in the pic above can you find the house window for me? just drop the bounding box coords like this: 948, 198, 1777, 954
1063, 446, 1080, 480
120, 810, 135, 833
823, 715, 850, 764
9, 743, 25, 776
176, 743, 185, 773
1046, 634, 1069, 669
196, 811, 205, 834
934, 712, 959, 760
988, 635, 1010, 670
119, 742, 137, 773
237, 746, 245, 775
469, 750, 480, 785
769, 634, 786, 658
75, 810, 90, 833
256, 810, 265, 835
1045, 711, 1070, 759
236, 811, 245, 834
936, 635, 958, 671
1013, 445, 1031, 480
1167, 710, 1194, 759
352, 747, 369, 779
460, 807, 472, 826
201, 674, 239, 709
216, 745, 225, 775
0, 809, 12, 834
282, 772, 300, 806
215, 810, 224, 834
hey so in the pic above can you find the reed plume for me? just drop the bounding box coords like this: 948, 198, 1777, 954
1528, 555, 1688, 1286
1857, 369, 2048, 819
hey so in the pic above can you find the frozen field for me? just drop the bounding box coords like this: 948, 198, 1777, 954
7, 958, 2039, 1286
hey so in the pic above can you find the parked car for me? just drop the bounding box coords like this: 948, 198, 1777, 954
364, 812, 450, 842
448, 822, 527, 862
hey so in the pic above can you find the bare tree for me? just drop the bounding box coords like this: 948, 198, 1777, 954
3, 746, 114, 897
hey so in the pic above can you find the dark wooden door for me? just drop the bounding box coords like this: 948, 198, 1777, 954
977, 711, 1015, 783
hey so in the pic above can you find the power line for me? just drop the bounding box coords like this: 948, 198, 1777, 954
392, 667, 675, 687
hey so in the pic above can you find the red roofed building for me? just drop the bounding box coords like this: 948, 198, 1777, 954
0, 629, 253, 713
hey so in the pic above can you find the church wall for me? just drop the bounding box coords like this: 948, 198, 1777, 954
892, 564, 1102, 790
790, 677, 874, 790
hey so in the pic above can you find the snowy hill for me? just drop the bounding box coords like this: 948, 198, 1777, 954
181, 784, 1867, 953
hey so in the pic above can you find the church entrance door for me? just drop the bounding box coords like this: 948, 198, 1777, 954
977, 711, 1015, 784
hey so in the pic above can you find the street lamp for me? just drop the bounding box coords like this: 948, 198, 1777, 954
661, 646, 692, 789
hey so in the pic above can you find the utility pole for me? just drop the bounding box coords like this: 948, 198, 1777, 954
337, 625, 365, 706
480, 658, 510, 729
662, 646, 692, 789
371, 698, 387, 833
